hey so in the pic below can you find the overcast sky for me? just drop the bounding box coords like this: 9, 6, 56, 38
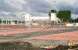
0, 0, 78, 17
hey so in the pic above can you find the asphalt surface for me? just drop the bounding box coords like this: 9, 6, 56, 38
0, 26, 78, 42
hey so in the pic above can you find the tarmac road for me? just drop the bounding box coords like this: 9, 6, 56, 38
0, 26, 78, 43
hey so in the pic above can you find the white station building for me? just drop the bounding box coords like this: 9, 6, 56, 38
23, 10, 61, 26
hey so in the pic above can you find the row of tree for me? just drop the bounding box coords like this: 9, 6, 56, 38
57, 10, 71, 23
0, 19, 25, 24
70, 18, 78, 23
56, 10, 78, 23
49, 10, 72, 23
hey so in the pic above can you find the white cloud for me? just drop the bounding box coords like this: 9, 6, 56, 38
0, 0, 78, 18
71, 14, 78, 19
4, 0, 26, 10
46, 0, 77, 10
15, 11, 27, 17
1, 11, 11, 15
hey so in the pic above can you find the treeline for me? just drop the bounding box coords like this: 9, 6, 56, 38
0, 19, 25, 24
57, 10, 71, 23
70, 18, 78, 23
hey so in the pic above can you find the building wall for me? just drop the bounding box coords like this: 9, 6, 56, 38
50, 13, 61, 24
51, 13, 57, 21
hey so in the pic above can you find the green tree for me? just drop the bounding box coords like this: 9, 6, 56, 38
57, 10, 71, 23
0, 19, 2, 24
13, 20, 18, 24
7, 20, 11, 24
18, 21, 22, 24
3, 20, 6, 24
71, 18, 78, 23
